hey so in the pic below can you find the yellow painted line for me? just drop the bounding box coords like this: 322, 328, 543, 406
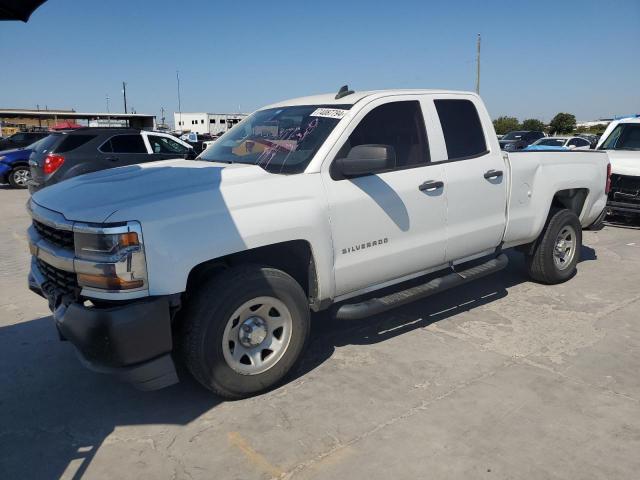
228, 431, 284, 479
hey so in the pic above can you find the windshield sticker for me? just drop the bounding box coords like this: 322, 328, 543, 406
310, 108, 347, 119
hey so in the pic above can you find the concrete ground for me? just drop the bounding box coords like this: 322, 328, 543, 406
1, 185, 639, 480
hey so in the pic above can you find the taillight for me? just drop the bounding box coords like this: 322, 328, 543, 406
605, 162, 611, 194
43, 154, 64, 175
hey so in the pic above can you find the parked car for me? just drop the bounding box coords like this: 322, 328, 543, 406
28, 128, 194, 193
0, 131, 49, 151
525, 136, 592, 151
0, 136, 52, 188
575, 133, 600, 149
597, 117, 640, 222
499, 130, 545, 151
26, 88, 609, 398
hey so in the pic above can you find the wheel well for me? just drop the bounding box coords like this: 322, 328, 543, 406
186, 240, 317, 302
10, 162, 29, 169
550, 188, 588, 218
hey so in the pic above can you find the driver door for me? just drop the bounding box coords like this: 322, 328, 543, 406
321, 96, 448, 298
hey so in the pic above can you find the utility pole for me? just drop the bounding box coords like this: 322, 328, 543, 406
475, 33, 481, 95
106, 94, 111, 127
161, 106, 165, 126
176, 70, 182, 128
122, 81, 128, 113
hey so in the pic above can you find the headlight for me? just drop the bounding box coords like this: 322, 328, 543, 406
0, 156, 6, 161
73, 222, 148, 291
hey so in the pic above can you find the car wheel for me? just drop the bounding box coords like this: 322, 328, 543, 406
181, 265, 310, 399
526, 208, 582, 284
8, 166, 30, 189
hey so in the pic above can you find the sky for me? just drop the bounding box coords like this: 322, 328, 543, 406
1, 0, 639, 125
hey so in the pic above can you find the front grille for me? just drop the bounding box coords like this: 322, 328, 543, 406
36, 259, 78, 295
33, 219, 74, 249
609, 174, 640, 205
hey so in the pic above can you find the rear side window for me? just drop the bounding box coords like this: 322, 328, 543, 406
55, 135, 97, 153
339, 101, 430, 168
101, 135, 147, 153
434, 99, 487, 160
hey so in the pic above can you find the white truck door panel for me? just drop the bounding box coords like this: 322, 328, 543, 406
430, 96, 507, 261
322, 97, 447, 297
325, 164, 447, 296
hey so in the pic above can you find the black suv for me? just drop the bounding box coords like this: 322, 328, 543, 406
28, 128, 194, 193
0, 131, 49, 150
499, 130, 545, 151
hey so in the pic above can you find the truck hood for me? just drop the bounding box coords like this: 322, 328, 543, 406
606, 150, 640, 177
31, 158, 267, 223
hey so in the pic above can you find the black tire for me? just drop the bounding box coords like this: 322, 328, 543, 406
8, 165, 30, 189
180, 265, 310, 399
526, 208, 582, 284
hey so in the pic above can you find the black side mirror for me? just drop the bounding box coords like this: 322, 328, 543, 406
335, 144, 396, 177
184, 149, 196, 160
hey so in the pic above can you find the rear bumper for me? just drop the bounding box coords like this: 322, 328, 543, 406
29, 263, 179, 391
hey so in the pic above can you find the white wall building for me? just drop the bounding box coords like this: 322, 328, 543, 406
174, 112, 247, 135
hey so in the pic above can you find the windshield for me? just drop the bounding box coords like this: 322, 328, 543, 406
26, 136, 53, 150
502, 131, 526, 140
600, 124, 640, 150
198, 105, 350, 173
535, 138, 566, 146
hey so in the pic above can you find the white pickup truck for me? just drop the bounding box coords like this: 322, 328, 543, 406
27, 88, 609, 398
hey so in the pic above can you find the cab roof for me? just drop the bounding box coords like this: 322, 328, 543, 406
262, 89, 477, 109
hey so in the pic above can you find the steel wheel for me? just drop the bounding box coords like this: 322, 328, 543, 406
553, 225, 576, 270
222, 296, 293, 375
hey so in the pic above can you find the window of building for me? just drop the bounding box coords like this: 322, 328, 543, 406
434, 99, 487, 160
210, 118, 215, 123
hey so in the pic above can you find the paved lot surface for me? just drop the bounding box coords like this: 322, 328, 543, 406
1, 186, 640, 479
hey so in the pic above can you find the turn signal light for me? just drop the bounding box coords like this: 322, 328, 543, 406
77, 273, 144, 290
43, 154, 65, 174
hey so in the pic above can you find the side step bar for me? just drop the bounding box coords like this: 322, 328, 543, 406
335, 254, 508, 320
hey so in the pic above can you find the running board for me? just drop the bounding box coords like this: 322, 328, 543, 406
335, 254, 508, 320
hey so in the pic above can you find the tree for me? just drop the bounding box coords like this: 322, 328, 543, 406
521, 118, 545, 132
549, 113, 576, 134
493, 116, 520, 135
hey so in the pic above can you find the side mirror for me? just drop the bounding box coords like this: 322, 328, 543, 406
185, 149, 196, 160
335, 144, 396, 177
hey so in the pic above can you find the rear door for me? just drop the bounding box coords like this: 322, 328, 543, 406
429, 96, 507, 262
99, 134, 150, 167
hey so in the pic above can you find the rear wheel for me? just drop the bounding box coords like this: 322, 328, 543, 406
8, 166, 30, 189
181, 265, 310, 399
526, 208, 582, 284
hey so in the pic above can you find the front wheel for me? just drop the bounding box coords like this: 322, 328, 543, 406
181, 265, 310, 399
8, 166, 30, 189
526, 208, 582, 284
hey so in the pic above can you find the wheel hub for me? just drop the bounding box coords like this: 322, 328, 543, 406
238, 316, 268, 347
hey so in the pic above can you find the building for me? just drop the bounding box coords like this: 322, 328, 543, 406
174, 112, 247, 136
0, 108, 156, 136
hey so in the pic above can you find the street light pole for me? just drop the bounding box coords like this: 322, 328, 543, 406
122, 81, 128, 114
176, 70, 182, 129
475, 33, 481, 95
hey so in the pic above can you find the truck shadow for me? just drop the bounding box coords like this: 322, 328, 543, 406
296, 246, 596, 378
0, 248, 596, 479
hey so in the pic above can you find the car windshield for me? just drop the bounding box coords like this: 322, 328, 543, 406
536, 138, 566, 146
198, 105, 350, 174
502, 131, 526, 140
25, 136, 52, 150
600, 124, 640, 151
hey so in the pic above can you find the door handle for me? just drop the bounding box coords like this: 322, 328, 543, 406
419, 180, 444, 192
484, 169, 503, 179
105, 156, 119, 162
